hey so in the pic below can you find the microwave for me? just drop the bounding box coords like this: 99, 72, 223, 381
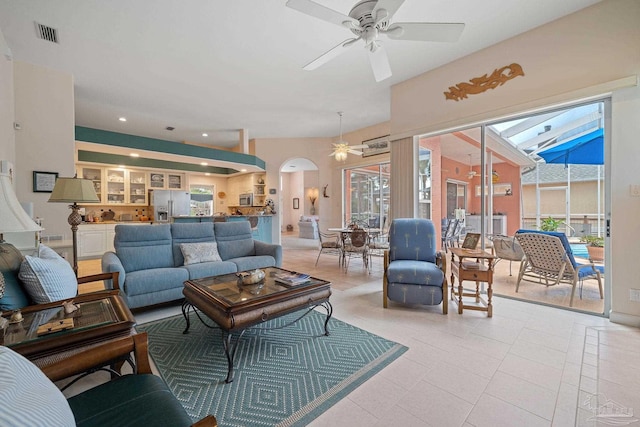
239, 193, 253, 206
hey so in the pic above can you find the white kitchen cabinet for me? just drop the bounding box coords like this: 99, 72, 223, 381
78, 166, 103, 203
78, 223, 118, 259
149, 172, 186, 190
78, 225, 107, 259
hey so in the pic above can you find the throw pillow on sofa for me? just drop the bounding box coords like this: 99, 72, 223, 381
180, 242, 222, 265
18, 244, 77, 304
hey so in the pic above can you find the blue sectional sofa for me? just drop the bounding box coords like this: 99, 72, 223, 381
101, 221, 282, 309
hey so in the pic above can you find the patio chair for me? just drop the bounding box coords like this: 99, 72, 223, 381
441, 219, 459, 252
315, 231, 342, 266
383, 218, 448, 313
490, 234, 525, 276
514, 230, 603, 307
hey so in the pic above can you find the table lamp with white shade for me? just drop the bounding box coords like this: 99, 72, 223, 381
48, 175, 99, 276
0, 163, 43, 301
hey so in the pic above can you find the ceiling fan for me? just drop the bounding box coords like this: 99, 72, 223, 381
285, 0, 465, 82
467, 154, 477, 178
330, 112, 368, 162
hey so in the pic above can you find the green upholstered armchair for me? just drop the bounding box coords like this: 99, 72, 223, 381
0, 333, 217, 427
383, 218, 448, 314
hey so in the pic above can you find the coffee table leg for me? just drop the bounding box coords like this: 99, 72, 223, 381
319, 301, 333, 336
182, 301, 192, 334
222, 329, 247, 383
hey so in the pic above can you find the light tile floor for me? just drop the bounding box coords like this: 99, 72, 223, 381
76, 235, 638, 426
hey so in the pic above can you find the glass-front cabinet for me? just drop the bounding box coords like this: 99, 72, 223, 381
149, 172, 185, 190
105, 168, 125, 204
79, 166, 103, 203
128, 171, 147, 205
105, 168, 147, 206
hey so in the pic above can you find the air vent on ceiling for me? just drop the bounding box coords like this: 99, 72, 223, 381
165, 126, 175, 131
35, 22, 58, 43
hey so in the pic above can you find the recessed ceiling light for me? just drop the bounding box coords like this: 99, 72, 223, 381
200, 162, 208, 166
130, 153, 139, 157
205, 173, 211, 176
202, 133, 208, 137
118, 165, 125, 168
240, 169, 247, 172
118, 117, 127, 122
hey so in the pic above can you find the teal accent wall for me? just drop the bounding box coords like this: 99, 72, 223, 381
77, 150, 237, 174
75, 126, 266, 173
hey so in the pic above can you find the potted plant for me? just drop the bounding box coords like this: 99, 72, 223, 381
581, 235, 605, 262
540, 217, 563, 232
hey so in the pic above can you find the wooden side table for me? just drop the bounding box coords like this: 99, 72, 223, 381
449, 247, 496, 317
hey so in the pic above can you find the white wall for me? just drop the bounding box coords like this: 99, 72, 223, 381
389, 0, 640, 325
14, 61, 75, 240
0, 28, 14, 163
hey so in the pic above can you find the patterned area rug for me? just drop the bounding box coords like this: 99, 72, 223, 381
137, 310, 407, 427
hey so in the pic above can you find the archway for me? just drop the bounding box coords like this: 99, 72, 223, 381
279, 158, 319, 247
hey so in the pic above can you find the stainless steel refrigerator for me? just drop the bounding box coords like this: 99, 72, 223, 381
149, 190, 190, 222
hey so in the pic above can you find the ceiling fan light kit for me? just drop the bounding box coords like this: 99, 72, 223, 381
329, 112, 368, 162
286, 0, 465, 82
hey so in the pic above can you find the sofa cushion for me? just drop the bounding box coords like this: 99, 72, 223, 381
228, 255, 277, 272
68, 374, 193, 427
180, 242, 222, 265
18, 244, 77, 304
183, 260, 238, 279
214, 221, 255, 260
115, 224, 174, 272
170, 223, 216, 266
123, 268, 189, 297
0, 346, 75, 426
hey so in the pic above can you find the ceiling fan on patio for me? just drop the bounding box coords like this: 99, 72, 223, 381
467, 154, 477, 178
285, 0, 465, 82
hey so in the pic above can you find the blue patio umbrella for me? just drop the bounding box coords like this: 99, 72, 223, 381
538, 128, 604, 166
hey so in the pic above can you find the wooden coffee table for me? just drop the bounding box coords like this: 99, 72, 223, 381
1, 290, 136, 367
182, 266, 332, 383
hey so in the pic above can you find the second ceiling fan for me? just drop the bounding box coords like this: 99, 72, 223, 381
286, 0, 465, 82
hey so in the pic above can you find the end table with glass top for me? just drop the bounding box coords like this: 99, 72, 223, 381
1, 290, 136, 366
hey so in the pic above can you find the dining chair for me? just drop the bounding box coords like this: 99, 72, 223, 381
315, 231, 342, 266
343, 226, 370, 273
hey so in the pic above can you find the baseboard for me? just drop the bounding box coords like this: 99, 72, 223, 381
609, 310, 640, 327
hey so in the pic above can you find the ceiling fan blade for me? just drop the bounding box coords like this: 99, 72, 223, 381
372, 0, 406, 22
350, 144, 369, 149
347, 149, 364, 155
286, 0, 360, 29
368, 44, 392, 82
385, 22, 465, 42
303, 38, 358, 70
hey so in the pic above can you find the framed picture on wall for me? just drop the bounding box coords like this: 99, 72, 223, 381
33, 171, 58, 193
293, 198, 299, 209
362, 135, 390, 157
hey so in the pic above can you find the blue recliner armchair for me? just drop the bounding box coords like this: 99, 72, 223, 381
383, 218, 448, 313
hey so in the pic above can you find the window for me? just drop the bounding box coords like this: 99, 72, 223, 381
343, 163, 390, 229
190, 185, 214, 216
418, 148, 431, 219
